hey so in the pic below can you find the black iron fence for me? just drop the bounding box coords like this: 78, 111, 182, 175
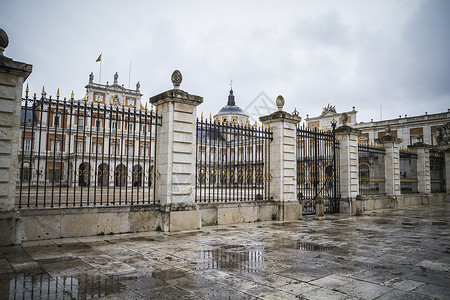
358, 143, 386, 195
296, 125, 340, 215
18, 91, 161, 208
430, 151, 445, 193
196, 117, 272, 202
399, 149, 418, 193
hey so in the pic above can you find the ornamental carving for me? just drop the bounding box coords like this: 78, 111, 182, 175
171, 70, 182, 88
322, 104, 336, 115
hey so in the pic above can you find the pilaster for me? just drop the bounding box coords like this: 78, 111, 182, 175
0, 28, 32, 245
260, 96, 301, 220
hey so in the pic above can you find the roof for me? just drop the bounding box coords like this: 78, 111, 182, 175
215, 89, 248, 117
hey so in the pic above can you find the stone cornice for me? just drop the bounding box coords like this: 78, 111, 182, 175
149, 89, 203, 107
408, 142, 432, 149
335, 125, 361, 134
0, 56, 32, 80
378, 134, 402, 144
259, 110, 301, 124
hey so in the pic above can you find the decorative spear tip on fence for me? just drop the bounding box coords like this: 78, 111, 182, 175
56, 88, 60, 100
41, 86, 45, 97
171, 70, 182, 89
70, 91, 74, 101
276, 95, 285, 111
25, 83, 29, 96
84, 94, 88, 102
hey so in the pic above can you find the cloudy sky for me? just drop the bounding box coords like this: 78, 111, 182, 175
2, 0, 449, 123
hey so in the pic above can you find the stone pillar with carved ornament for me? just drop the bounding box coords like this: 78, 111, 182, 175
149, 70, 203, 231
0, 28, 32, 245
260, 96, 302, 220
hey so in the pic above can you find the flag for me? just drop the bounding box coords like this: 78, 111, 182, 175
96, 54, 102, 62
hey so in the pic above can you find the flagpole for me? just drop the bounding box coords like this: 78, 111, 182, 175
99, 59, 102, 84
128, 59, 131, 89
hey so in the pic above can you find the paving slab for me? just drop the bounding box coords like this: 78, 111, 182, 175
1, 203, 449, 299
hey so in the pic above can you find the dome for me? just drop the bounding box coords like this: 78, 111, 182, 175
215, 89, 248, 118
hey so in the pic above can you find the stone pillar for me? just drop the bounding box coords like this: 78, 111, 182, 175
409, 144, 431, 194
380, 135, 402, 196
0, 29, 32, 245
260, 96, 301, 221
149, 70, 202, 231
335, 125, 360, 214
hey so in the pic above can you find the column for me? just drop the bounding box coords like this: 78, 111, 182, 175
335, 125, 360, 214
0, 28, 33, 245
380, 135, 402, 196
260, 95, 301, 221
149, 70, 203, 231
409, 144, 431, 194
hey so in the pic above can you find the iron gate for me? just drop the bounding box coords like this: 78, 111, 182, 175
296, 123, 340, 215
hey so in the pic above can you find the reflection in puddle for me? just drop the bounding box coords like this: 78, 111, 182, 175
197, 246, 264, 273
294, 241, 336, 251
9, 273, 122, 299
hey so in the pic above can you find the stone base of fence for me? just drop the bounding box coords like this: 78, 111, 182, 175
198, 201, 278, 226
18, 205, 160, 241
355, 193, 446, 213
16, 201, 285, 241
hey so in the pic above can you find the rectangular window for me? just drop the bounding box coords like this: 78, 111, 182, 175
128, 144, 134, 155
95, 120, 101, 130
77, 118, 84, 127
128, 123, 133, 132
110, 145, 116, 156
24, 138, 32, 151
111, 121, 117, 132
51, 139, 60, 153
54, 116, 60, 128
76, 142, 83, 153
93, 142, 101, 153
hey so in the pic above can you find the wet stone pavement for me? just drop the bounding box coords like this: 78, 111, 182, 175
1, 204, 450, 299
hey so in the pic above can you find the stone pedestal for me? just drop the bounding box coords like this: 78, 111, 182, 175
335, 125, 360, 214
0, 28, 32, 245
380, 135, 402, 196
314, 196, 324, 220
355, 194, 365, 215
409, 144, 431, 194
149, 70, 203, 231
260, 96, 302, 221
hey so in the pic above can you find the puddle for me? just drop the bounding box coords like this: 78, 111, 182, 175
196, 245, 264, 273
7, 273, 123, 299
294, 241, 336, 251
432, 221, 447, 226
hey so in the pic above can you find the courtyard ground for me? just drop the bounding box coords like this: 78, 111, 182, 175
1, 204, 449, 299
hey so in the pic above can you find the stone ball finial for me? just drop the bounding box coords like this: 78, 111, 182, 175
340, 112, 348, 125
276, 95, 284, 111
171, 70, 182, 88
0, 28, 9, 56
